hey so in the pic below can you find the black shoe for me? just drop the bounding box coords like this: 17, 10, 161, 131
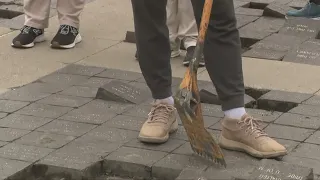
183, 46, 205, 67
11, 25, 45, 48
51, 25, 82, 49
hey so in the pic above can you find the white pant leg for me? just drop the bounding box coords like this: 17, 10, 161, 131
177, 0, 198, 49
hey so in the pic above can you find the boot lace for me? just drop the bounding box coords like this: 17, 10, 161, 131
238, 116, 268, 139
147, 104, 175, 124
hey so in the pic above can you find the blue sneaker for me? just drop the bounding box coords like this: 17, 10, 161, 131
286, 2, 320, 18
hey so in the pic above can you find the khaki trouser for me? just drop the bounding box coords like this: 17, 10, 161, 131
166, 0, 198, 49
24, 0, 85, 29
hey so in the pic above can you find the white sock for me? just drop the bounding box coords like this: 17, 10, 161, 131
155, 96, 174, 105
224, 107, 246, 119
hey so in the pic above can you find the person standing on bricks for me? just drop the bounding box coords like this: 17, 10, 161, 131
166, 0, 204, 66
131, 0, 287, 158
11, 0, 85, 49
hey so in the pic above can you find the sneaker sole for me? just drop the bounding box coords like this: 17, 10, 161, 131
138, 119, 178, 144
51, 34, 82, 49
171, 51, 180, 58
219, 136, 287, 158
11, 34, 45, 48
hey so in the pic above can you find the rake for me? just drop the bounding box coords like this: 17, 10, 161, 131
173, 0, 226, 167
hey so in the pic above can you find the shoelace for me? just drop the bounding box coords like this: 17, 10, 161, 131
59, 25, 78, 36
21, 26, 42, 36
21, 26, 31, 34
238, 116, 268, 138
147, 104, 175, 124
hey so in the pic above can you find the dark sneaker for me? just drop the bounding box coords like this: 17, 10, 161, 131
286, 2, 320, 18
183, 46, 205, 67
51, 25, 82, 49
11, 25, 45, 48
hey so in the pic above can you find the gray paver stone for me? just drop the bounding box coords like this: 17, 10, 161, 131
0, 100, 29, 113
18, 82, 68, 94
283, 39, 320, 65
0, 141, 8, 147
263, 3, 296, 18
37, 94, 92, 108
265, 124, 314, 141
291, 143, 320, 160
58, 105, 117, 125
124, 138, 185, 153
287, 0, 309, 8
283, 156, 320, 175
235, 15, 259, 29
124, 31, 136, 43
303, 95, 320, 106
152, 153, 210, 180
0, 157, 30, 180
0, 4, 23, 19
0, 89, 50, 102
59, 86, 98, 98
37, 120, 97, 137
273, 0, 293, 4
279, 18, 320, 38
249, 0, 276, 7
234, 1, 250, 8
274, 113, 320, 129
0, 114, 52, 130
39, 136, 120, 169
122, 105, 151, 118
38, 73, 89, 86
305, 131, 320, 145
235, 7, 264, 16
201, 103, 224, 117
75, 77, 114, 88
0, 127, 30, 142
242, 48, 286, 60
57, 64, 105, 76
0, 143, 53, 162
289, 104, 320, 117
95, 69, 143, 81
15, 131, 75, 149
105, 147, 167, 179
15, 103, 73, 118
96, 80, 150, 104
250, 33, 308, 52
102, 115, 145, 132
246, 159, 313, 180
84, 127, 139, 144
0, 112, 7, 119
258, 90, 312, 112
79, 99, 134, 114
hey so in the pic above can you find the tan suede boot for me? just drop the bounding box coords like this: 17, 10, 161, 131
219, 114, 287, 158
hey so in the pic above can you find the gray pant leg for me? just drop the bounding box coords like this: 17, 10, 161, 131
131, 0, 172, 99
191, 0, 245, 111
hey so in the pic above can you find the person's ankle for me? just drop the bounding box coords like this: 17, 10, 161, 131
224, 107, 246, 119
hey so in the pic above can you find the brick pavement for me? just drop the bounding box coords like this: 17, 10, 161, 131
0, 64, 318, 180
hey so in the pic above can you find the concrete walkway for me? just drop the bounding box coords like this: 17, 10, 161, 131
0, 0, 318, 95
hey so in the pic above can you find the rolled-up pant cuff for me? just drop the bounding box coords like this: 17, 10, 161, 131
221, 95, 244, 111
151, 88, 172, 100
